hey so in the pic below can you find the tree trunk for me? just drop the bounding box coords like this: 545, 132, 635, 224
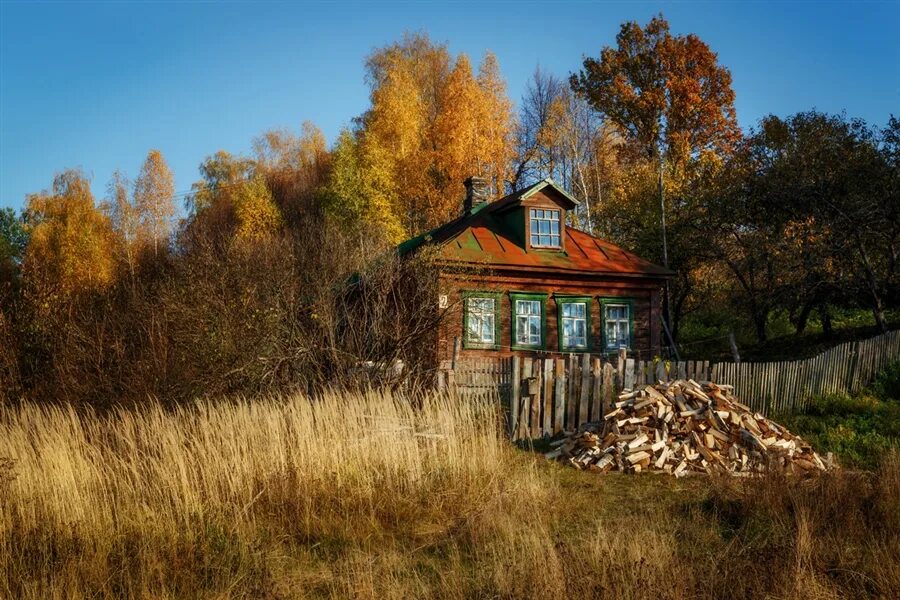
818, 304, 834, 339
753, 310, 768, 344
792, 301, 814, 336
856, 236, 888, 333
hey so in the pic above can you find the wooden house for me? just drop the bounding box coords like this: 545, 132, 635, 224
398, 177, 673, 368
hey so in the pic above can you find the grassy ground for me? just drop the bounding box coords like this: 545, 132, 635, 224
2, 390, 899, 599
777, 362, 900, 469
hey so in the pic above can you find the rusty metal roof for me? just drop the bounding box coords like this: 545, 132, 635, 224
398, 179, 673, 278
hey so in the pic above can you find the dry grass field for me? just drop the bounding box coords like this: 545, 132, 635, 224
1, 390, 898, 599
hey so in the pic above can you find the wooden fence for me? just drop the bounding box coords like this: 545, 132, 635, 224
444, 330, 900, 440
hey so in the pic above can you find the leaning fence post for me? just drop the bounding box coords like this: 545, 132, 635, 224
617, 348, 627, 390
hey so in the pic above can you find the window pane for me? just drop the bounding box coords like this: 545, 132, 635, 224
483, 315, 494, 342
539, 219, 550, 234
467, 316, 481, 341
550, 219, 559, 234
467, 297, 496, 344
516, 316, 528, 344
575, 319, 586, 338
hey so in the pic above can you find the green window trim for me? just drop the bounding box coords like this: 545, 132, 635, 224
555, 296, 592, 352
462, 291, 502, 350
599, 297, 635, 353
510, 292, 548, 351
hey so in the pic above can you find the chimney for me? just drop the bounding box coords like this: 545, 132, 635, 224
463, 176, 489, 216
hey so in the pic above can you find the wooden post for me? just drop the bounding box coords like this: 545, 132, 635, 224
543, 358, 553, 436
590, 357, 602, 422
520, 357, 532, 440
509, 356, 520, 439
728, 331, 741, 363
555, 358, 567, 432
617, 347, 627, 390
579, 353, 591, 427
602, 363, 615, 414
624, 358, 635, 390
655, 359, 666, 383
566, 355, 577, 431
531, 359, 542, 439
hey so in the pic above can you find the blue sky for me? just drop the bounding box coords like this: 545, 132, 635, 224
1, 1, 898, 211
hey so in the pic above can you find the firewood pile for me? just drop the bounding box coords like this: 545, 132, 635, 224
545, 379, 831, 477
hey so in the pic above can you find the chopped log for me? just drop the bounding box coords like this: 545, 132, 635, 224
546, 378, 832, 478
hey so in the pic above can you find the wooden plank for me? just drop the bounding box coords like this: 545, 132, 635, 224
590, 357, 602, 422
519, 357, 532, 440
555, 358, 567, 432
543, 358, 553, 436
567, 354, 577, 429
602, 362, 615, 414
656, 359, 667, 383
579, 353, 591, 427
624, 358, 636, 390
530, 359, 542, 439
509, 356, 520, 440
617, 348, 626, 389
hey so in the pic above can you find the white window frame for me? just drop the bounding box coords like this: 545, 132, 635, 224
514, 299, 543, 347
603, 303, 631, 350
560, 301, 589, 350
465, 296, 497, 347
529, 208, 561, 248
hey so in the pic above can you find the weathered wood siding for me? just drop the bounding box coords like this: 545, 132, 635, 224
437, 270, 664, 364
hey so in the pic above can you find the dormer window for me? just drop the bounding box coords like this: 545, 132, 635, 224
529, 208, 561, 248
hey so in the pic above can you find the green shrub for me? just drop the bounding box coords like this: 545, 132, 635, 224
872, 361, 900, 401
780, 380, 900, 469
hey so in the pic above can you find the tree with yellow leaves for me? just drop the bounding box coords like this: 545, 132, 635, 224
350, 33, 515, 240
474, 52, 514, 193
231, 174, 284, 243
22, 170, 119, 309
433, 52, 514, 205
187, 151, 284, 246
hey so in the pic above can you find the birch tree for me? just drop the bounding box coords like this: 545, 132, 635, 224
134, 149, 175, 257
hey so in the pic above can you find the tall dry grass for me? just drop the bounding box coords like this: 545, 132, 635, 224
0, 391, 556, 598
1, 390, 898, 599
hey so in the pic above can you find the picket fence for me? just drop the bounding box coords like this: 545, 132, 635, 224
443, 330, 900, 440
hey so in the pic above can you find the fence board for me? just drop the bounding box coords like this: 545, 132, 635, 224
590, 357, 602, 422
578, 354, 591, 428
530, 359, 542, 439
555, 359, 567, 433
543, 358, 553, 435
